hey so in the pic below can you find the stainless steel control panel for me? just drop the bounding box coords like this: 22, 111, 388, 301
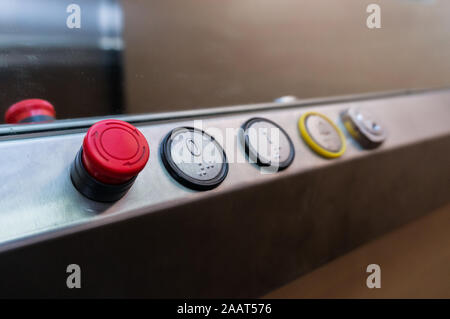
0, 89, 449, 253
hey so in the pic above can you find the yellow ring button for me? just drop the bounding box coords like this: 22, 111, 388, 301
298, 111, 346, 158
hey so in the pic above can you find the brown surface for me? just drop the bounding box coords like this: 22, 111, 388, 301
1, 135, 448, 298
264, 204, 450, 299
123, 0, 450, 114
3, 1, 450, 121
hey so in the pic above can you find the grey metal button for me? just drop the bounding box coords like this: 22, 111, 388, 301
242, 118, 295, 170
305, 114, 343, 153
342, 107, 386, 149
274, 95, 298, 103
160, 127, 228, 190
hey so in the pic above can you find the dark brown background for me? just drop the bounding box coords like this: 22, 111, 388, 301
264, 203, 450, 298
2, 0, 450, 121
122, 0, 450, 114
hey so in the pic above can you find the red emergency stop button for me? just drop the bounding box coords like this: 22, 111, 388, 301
82, 119, 149, 184
5, 99, 56, 124
71, 119, 150, 202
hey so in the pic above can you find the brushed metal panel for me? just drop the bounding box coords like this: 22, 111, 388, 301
0, 90, 448, 297
0, 90, 449, 249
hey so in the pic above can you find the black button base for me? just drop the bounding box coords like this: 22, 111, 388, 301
160, 127, 229, 191
241, 117, 295, 171
70, 149, 136, 202
19, 115, 55, 123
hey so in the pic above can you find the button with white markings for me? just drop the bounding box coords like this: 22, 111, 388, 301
298, 111, 346, 158
241, 117, 295, 171
160, 127, 228, 191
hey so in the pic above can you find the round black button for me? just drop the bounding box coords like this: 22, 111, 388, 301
241, 117, 295, 171
160, 127, 229, 191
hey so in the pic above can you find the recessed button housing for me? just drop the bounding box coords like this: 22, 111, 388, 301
298, 111, 346, 158
160, 127, 228, 191
341, 107, 386, 149
241, 117, 295, 171
70, 119, 150, 202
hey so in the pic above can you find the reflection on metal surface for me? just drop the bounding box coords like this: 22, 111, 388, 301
4, 99, 56, 124
0, 0, 124, 122
0, 0, 122, 49
0, 1, 450, 125
0, 88, 432, 138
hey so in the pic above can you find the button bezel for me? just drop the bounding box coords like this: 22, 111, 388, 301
241, 117, 295, 171
71, 149, 137, 202
298, 111, 346, 158
160, 126, 229, 191
341, 107, 387, 149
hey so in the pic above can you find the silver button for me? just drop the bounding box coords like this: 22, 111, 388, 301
342, 107, 386, 149
305, 114, 343, 153
161, 127, 228, 190
242, 118, 295, 171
